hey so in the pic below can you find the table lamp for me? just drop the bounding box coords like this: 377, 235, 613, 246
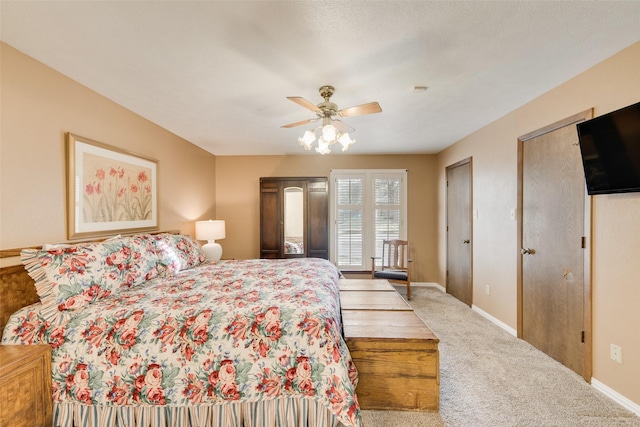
195, 220, 226, 261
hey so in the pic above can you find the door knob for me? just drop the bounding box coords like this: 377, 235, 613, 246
462, 239, 470, 244
521, 248, 535, 255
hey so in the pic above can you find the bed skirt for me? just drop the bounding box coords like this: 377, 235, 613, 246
53, 397, 346, 427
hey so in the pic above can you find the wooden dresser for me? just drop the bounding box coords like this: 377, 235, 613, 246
0, 345, 52, 427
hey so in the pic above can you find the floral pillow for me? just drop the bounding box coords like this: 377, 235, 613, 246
21, 234, 162, 322
153, 233, 205, 273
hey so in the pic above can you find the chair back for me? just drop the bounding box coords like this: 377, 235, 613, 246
381, 239, 410, 270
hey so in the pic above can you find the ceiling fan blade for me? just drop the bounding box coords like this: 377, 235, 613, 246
337, 102, 382, 117
287, 96, 322, 113
281, 118, 318, 128
332, 119, 355, 134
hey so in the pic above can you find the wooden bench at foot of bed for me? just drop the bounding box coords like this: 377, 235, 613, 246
339, 279, 440, 411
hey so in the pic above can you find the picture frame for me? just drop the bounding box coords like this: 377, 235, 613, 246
66, 133, 158, 239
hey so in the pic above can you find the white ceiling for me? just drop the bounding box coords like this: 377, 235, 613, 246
2, 1, 639, 156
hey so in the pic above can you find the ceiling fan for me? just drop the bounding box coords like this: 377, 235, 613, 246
282, 85, 382, 154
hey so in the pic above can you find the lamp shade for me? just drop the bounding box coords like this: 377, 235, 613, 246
195, 220, 226, 261
196, 220, 226, 241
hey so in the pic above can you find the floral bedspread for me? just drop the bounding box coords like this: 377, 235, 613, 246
3, 258, 360, 426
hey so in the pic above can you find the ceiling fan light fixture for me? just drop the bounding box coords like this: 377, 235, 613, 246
302, 121, 355, 155
322, 123, 337, 141
338, 132, 355, 151
298, 130, 316, 150
315, 137, 331, 155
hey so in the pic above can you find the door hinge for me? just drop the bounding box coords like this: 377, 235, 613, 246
581, 331, 585, 343
581, 236, 586, 249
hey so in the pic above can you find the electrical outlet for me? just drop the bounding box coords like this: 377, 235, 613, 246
610, 344, 623, 364
485, 285, 490, 295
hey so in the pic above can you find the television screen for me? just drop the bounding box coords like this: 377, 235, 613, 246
577, 101, 640, 195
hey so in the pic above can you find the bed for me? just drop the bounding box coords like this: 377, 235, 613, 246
0, 233, 361, 427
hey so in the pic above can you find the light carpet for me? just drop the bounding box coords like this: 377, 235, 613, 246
359, 286, 640, 427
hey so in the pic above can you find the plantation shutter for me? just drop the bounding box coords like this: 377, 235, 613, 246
373, 175, 402, 259
336, 177, 364, 268
331, 170, 407, 271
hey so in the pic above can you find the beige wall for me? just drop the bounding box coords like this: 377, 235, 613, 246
0, 43, 217, 257
215, 155, 439, 282
437, 42, 640, 406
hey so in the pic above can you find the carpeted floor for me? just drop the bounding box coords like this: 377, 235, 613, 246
359, 286, 640, 427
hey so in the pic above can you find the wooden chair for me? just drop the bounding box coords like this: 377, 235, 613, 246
371, 239, 412, 299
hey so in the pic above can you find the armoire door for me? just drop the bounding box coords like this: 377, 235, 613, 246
260, 179, 281, 259
307, 178, 329, 259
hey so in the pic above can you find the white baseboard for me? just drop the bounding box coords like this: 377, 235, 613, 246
471, 304, 518, 337
591, 378, 640, 417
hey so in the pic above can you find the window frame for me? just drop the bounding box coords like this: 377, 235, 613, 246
329, 169, 408, 271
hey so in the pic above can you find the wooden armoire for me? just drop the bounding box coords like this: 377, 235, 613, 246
259, 177, 329, 259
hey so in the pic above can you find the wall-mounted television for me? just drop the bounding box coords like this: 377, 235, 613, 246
577, 101, 640, 195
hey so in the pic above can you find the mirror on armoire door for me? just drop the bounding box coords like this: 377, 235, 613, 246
284, 186, 304, 255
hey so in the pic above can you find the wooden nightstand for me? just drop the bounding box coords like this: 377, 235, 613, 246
0, 345, 52, 427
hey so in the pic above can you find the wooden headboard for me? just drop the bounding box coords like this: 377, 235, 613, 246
0, 230, 180, 340
0, 264, 39, 340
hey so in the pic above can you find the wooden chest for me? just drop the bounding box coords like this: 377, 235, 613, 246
340, 290, 412, 311
339, 279, 440, 412
338, 278, 395, 292
343, 309, 439, 411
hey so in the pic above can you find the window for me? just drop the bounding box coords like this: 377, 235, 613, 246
330, 169, 407, 270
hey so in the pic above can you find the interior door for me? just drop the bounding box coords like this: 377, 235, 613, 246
446, 158, 472, 306
519, 111, 591, 380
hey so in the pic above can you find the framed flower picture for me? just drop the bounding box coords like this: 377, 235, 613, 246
66, 133, 158, 239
